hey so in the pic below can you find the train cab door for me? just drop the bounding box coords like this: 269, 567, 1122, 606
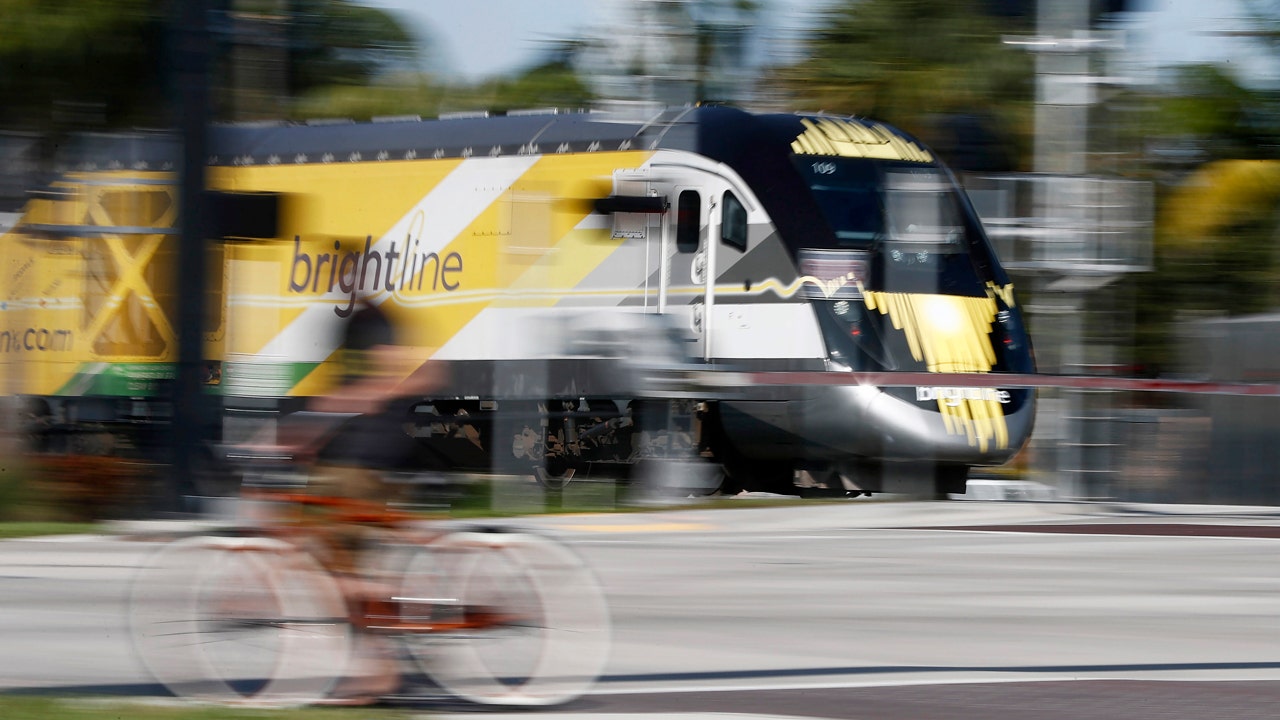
603, 171, 711, 361
668, 185, 712, 361
604, 169, 665, 312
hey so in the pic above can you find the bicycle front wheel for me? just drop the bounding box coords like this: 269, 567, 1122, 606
129, 535, 352, 706
397, 529, 611, 706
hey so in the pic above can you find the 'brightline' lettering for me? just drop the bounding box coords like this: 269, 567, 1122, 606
288, 235, 464, 317
915, 386, 1011, 406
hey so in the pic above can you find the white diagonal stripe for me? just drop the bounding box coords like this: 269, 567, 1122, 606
254, 156, 540, 363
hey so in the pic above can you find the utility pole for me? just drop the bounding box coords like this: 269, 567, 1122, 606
996, 0, 1153, 500
1031, 0, 1093, 174
170, 0, 213, 513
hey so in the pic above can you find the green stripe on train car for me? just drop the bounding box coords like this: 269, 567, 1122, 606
53, 361, 319, 397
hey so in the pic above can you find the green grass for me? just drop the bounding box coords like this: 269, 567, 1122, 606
0, 696, 422, 720
0, 522, 100, 539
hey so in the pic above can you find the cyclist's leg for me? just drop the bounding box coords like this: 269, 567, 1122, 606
304, 458, 406, 704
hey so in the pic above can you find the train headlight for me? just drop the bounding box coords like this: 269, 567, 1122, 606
917, 294, 965, 337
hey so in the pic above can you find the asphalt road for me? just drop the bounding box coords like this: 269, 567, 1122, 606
3, 498, 1280, 719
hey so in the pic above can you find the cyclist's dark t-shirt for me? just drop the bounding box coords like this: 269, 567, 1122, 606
340, 304, 395, 384
315, 303, 422, 469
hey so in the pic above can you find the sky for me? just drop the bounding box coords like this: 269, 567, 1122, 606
362, 0, 823, 81
362, 0, 1278, 88
1120, 0, 1279, 87
362, 0, 614, 81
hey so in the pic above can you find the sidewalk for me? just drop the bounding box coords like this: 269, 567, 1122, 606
89, 496, 1280, 545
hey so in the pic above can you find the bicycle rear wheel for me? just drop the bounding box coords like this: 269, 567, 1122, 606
396, 529, 611, 706
130, 535, 352, 706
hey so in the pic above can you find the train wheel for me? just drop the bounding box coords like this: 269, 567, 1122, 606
534, 465, 575, 491
934, 465, 970, 498
749, 460, 799, 495
718, 455, 797, 496
490, 401, 539, 480
396, 530, 611, 706
715, 468, 744, 496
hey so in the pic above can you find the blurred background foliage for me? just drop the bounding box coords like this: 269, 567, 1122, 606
2, 0, 1280, 376
775, 0, 1036, 171
0, 0, 167, 132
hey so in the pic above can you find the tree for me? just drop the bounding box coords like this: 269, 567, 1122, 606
1120, 62, 1280, 372
1133, 160, 1280, 373
0, 0, 421, 133
291, 49, 596, 123
471, 46, 595, 115
772, 0, 1034, 169
1143, 64, 1280, 166
284, 0, 419, 95
0, 0, 166, 131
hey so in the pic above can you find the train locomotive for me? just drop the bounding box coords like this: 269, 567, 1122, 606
1, 105, 1034, 497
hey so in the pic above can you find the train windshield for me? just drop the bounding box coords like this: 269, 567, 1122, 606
793, 157, 966, 249
792, 155, 1007, 372
883, 169, 965, 244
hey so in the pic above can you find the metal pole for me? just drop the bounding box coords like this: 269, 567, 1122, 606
170, 0, 213, 513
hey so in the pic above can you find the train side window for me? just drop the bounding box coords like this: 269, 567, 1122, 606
676, 190, 701, 253
721, 190, 747, 252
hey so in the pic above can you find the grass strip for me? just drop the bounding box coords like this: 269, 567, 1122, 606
0, 696, 422, 720
0, 522, 101, 539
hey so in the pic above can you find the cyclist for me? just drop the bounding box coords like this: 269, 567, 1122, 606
271, 300, 445, 704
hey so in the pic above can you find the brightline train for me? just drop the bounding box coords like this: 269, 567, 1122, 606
1, 105, 1034, 496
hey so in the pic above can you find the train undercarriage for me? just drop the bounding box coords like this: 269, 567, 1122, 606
404, 397, 970, 499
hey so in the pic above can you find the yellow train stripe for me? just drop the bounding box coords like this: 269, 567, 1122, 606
862, 289, 1009, 450
347, 152, 648, 355
504, 152, 652, 303
214, 158, 468, 360
791, 118, 934, 163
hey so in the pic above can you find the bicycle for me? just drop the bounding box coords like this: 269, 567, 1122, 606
127, 486, 612, 708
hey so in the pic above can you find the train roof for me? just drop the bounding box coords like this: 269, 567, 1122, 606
210, 109, 686, 166
52, 106, 933, 172
47, 107, 939, 260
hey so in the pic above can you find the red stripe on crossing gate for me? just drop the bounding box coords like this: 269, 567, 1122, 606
727, 372, 1280, 397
